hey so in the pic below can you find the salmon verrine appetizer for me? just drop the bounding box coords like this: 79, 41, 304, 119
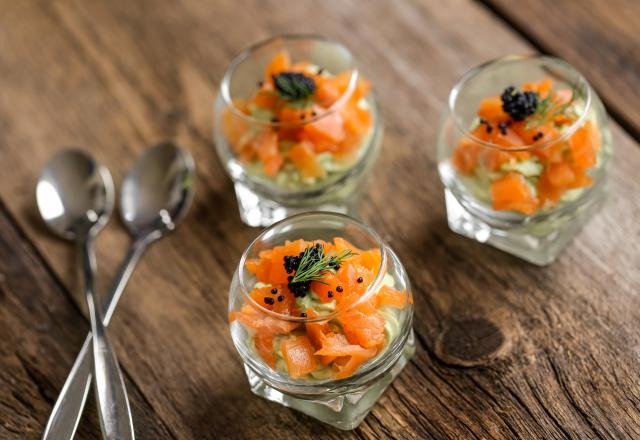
452, 79, 602, 215
222, 50, 374, 189
230, 238, 411, 380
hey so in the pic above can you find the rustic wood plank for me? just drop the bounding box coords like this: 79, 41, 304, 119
0, 0, 639, 438
484, 0, 640, 139
0, 203, 175, 439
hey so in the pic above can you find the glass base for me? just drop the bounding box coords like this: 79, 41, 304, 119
244, 329, 415, 430
444, 188, 605, 266
234, 181, 362, 227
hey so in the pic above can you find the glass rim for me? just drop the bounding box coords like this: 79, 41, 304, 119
448, 54, 593, 152
237, 211, 388, 323
220, 33, 360, 127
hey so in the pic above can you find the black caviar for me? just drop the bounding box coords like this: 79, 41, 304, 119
501, 86, 538, 121
336, 285, 343, 293
273, 72, 316, 100
264, 297, 275, 305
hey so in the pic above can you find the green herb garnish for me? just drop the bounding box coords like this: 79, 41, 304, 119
273, 72, 316, 101
525, 84, 583, 130
291, 245, 355, 285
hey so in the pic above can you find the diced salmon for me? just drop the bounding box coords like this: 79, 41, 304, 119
303, 108, 346, 145
569, 121, 600, 169
281, 335, 317, 379
377, 285, 409, 308
490, 172, 538, 215
452, 139, 480, 175
254, 333, 276, 368
478, 96, 509, 122
251, 129, 283, 176
288, 140, 326, 179
264, 50, 291, 82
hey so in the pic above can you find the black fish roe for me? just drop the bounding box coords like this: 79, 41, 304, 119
273, 72, 316, 100
300, 312, 308, 318
336, 285, 344, 293
327, 291, 334, 298
357, 277, 364, 283
283, 243, 325, 297
485, 124, 493, 134
270, 288, 278, 294
284, 256, 301, 274
501, 86, 538, 121
264, 297, 275, 305
277, 295, 284, 302
498, 122, 508, 135
288, 281, 310, 298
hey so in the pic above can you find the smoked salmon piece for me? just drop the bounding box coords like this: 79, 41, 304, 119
289, 141, 327, 179
490, 173, 538, 215
281, 335, 317, 379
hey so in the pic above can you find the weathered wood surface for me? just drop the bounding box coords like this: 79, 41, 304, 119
1, 0, 639, 438
486, 0, 640, 139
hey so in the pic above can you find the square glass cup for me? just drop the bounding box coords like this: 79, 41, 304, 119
228, 213, 415, 429
437, 55, 612, 265
214, 35, 383, 227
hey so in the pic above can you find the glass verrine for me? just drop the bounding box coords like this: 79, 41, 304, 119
437, 55, 612, 265
228, 212, 415, 430
214, 35, 383, 227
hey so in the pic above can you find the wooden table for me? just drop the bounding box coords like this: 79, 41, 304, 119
1, 1, 639, 438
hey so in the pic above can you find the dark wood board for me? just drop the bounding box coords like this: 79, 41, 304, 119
0, 0, 639, 438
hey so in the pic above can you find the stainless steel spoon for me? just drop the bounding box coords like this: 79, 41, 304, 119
36, 149, 134, 440
41, 142, 195, 440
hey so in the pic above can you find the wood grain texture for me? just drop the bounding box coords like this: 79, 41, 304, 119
485, 0, 640, 139
0, 0, 639, 438
0, 204, 174, 440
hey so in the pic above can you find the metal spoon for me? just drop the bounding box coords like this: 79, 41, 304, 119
36, 149, 134, 440
41, 142, 195, 440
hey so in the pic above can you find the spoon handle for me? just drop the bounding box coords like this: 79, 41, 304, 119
42, 238, 150, 440
81, 237, 135, 440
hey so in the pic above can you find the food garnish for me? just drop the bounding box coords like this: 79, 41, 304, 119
501, 86, 538, 121
273, 72, 316, 101
285, 243, 355, 297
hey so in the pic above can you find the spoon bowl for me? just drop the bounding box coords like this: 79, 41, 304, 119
120, 141, 195, 237
36, 149, 114, 239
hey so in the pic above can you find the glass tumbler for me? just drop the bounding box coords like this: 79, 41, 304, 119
437, 55, 612, 265
214, 35, 383, 227
228, 212, 415, 429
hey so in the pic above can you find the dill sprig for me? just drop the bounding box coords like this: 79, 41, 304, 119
525, 84, 583, 130
290, 245, 356, 285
